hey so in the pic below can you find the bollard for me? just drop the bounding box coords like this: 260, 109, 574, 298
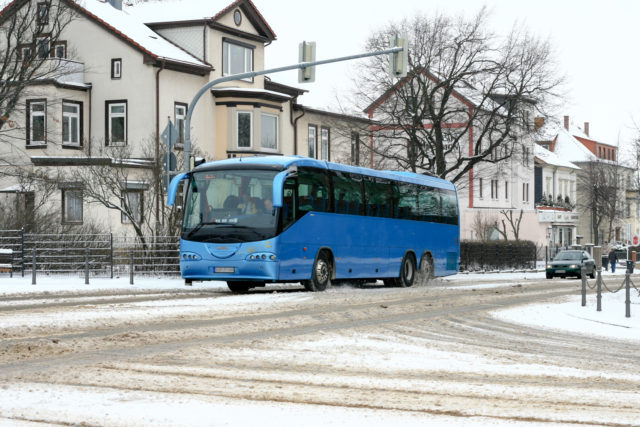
626, 270, 631, 318
85, 248, 89, 285
31, 247, 36, 285
596, 267, 602, 312
581, 265, 587, 307
130, 251, 134, 285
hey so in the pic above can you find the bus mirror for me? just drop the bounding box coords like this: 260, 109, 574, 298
167, 172, 190, 206
272, 169, 293, 208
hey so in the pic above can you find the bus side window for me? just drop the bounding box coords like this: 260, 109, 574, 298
282, 183, 296, 229
297, 168, 329, 214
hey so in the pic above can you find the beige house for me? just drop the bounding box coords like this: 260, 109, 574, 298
0, 0, 367, 234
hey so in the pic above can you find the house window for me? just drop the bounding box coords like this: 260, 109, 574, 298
26, 99, 46, 146
106, 100, 127, 145
261, 113, 278, 150
62, 101, 81, 146
62, 189, 83, 224
308, 125, 317, 158
52, 42, 66, 59
37, 2, 49, 25
478, 178, 483, 199
320, 127, 330, 161
491, 180, 498, 200
237, 111, 252, 148
122, 190, 143, 224
19, 45, 32, 61
175, 103, 187, 145
111, 58, 122, 79
505, 181, 509, 199
351, 132, 360, 165
36, 36, 50, 59
522, 182, 529, 202
222, 40, 253, 81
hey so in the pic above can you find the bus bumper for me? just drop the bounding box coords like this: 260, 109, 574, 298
180, 259, 279, 282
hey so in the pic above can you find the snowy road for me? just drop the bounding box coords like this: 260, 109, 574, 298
0, 275, 639, 426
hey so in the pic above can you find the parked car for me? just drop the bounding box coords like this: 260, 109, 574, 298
546, 250, 595, 279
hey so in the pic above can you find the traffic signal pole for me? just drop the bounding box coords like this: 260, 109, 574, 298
183, 45, 404, 172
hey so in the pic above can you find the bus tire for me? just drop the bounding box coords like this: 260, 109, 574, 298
304, 251, 331, 292
417, 254, 434, 286
227, 281, 251, 293
394, 253, 416, 287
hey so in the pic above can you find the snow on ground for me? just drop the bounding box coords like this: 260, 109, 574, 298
0, 273, 638, 343
1, 273, 639, 426
0, 381, 553, 427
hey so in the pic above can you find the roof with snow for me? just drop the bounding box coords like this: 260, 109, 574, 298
125, 0, 276, 41
552, 128, 597, 162
1, 0, 212, 72
534, 143, 580, 170
74, 0, 210, 69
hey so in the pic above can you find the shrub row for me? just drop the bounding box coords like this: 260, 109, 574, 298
460, 240, 537, 271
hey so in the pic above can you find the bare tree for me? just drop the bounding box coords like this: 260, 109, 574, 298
0, 0, 74, 133
470, 210, 498, 241
499, 209, 524, 241
350, 8, 563, 183
576, 160, 625, 245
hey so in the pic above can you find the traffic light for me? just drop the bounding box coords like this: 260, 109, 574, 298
390, 34, 408, 78
298, 41, 316, 83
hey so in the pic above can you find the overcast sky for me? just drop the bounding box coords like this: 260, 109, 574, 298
254, 0, 640, 149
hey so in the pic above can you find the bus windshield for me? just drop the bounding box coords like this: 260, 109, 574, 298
182, 169, 279, 243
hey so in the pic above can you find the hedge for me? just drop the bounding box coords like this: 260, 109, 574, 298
460, 240, 537, 271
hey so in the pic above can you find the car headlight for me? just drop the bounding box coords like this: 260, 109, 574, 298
546, 264, 552, 269
570, 264, 578, 269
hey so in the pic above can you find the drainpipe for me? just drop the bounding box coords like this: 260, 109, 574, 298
87, 84, 92, 156
155, 59, 165, 230
290, 97, 305, 156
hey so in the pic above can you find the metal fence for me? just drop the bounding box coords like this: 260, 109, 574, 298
0, 229, 180, 277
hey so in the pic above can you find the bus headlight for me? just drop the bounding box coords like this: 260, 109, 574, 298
246, 252, 276, 261
182, 252, 201, 261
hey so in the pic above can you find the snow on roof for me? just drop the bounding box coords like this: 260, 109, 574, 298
552, 128, 597, 162
124, 0, 232, 23
74, 0, 209, 68
0, 183, 34, 193
534, 143, 580, 170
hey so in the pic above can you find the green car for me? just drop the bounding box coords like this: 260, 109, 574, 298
546, 250, 596, 279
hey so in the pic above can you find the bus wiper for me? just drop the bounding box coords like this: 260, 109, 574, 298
186, 220, 218, 238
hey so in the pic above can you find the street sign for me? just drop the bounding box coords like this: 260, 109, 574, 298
163, 152, 177, 172
161, 119, 179, 150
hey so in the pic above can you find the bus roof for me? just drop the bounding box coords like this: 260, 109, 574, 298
194, 156, 457, 191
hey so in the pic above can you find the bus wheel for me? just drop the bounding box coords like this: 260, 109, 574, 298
417, 254, 434, 286
304, 251, 331, 292
227, 281, 251, 293
394, 253, 416, 287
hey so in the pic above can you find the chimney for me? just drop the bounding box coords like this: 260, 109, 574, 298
534, 117, 545, 131
108, 0, 123, 10
564, 115, 569, 130
584, 122, 590, 137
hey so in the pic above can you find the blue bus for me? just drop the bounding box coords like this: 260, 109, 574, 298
167, 156, 459, 292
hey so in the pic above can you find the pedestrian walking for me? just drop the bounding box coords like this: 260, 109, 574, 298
608, 248, 618, 273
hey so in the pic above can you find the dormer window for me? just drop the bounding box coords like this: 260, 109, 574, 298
222, 39, 253, 81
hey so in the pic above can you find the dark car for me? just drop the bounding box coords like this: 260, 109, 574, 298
546, 250, 595, 279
